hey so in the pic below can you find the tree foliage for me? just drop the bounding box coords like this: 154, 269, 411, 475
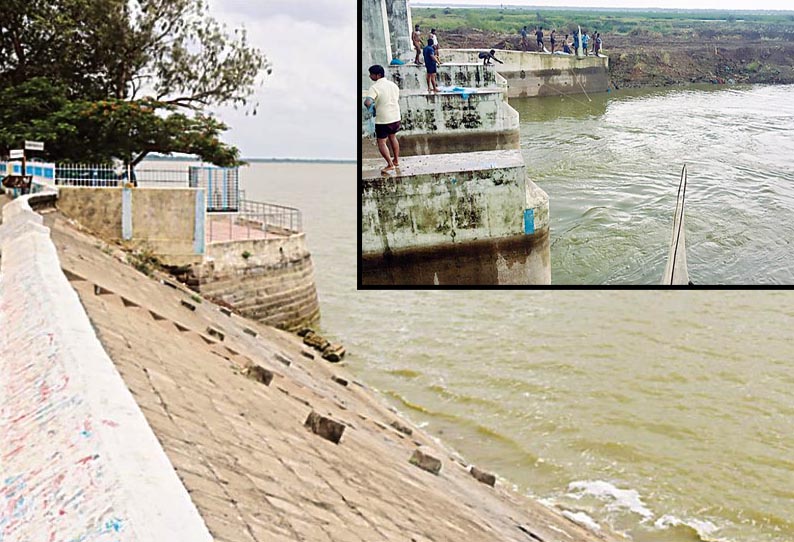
0, 0, 269, 165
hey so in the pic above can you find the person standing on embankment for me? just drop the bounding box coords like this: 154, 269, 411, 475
364, 65, 401, 175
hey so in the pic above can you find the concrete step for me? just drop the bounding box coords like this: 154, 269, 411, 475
363, 88, 512, 135
388, 62, 505, 92
362, 149, 523, 181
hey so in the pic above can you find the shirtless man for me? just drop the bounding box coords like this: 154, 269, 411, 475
412, 25, 424, 65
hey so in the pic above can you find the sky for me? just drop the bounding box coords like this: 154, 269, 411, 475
415, 0, 794, 10
207, 0, 356, 160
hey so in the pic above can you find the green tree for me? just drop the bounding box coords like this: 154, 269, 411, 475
0, 0, 270, 165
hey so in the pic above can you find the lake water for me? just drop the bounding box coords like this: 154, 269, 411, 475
161, 84, 793, 542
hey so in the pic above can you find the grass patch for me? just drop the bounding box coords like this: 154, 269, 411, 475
126, 244, 162, 276
413, 6, 794, 37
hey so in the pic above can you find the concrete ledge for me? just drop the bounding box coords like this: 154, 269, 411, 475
0, 193, 211, 541
388, 63, 503, 91
361, 150, 550, 285
442, 48, 610, 98
399, 91, 517, 135
362, 127, 520, 159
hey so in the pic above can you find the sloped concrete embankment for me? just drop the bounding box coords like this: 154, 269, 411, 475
0, 192, 211, 541
45, 205, 620, 541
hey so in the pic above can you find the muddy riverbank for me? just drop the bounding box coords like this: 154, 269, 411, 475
435, 26, 794, 89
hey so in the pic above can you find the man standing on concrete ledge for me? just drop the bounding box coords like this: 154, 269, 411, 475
424, 39, 440, 93
364, 65, 401, 175
412, 25, 424, 65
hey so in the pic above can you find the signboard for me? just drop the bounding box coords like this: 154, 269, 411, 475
9, 149, 24, 159
25, 140, 44, 151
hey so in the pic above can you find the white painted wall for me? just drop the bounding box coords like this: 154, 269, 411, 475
0, 191, 212, 542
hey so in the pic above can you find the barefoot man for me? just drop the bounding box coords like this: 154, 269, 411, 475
412, 25, 424, 65
424, 38, 441, 93
364, 65, 401, 175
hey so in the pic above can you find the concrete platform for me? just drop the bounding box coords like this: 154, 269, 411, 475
361, 150, 550, 285
206, 215, 271, 243
442, 49, 610, 98
387, 62, 504, 92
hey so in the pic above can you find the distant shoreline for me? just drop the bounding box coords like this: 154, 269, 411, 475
144, 155, 355, 164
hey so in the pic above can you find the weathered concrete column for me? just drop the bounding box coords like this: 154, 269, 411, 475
361, 150, 550, 285
362, 0, 392, 90
384, 0, 412, 61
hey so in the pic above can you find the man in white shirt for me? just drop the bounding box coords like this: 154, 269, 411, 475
363, 65, 401, 175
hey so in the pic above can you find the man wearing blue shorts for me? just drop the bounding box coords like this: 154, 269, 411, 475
423, 38, 440, 93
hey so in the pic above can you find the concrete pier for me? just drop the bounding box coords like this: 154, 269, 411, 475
361, 150, 550, 285
361, 0, 556, 284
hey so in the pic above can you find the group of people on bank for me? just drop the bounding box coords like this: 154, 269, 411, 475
522, 26, 604, 56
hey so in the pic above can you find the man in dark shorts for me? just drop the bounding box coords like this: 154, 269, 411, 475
550, 29, 557, 53
363, 65, 402, 174
536, 27, 544, 52
423, 38, 440, 93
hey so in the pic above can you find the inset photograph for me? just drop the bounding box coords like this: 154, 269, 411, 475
360, 0, 794, 286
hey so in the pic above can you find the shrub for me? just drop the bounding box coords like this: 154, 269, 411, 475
127, 245, 161, 276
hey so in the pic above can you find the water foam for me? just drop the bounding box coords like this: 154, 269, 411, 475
562, 510, 602, 533
567, 480, 654, 520
655, 514, 723, 541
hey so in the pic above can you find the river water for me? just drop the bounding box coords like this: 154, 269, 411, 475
160, 84, 793, 542
511, 83, 794, 285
